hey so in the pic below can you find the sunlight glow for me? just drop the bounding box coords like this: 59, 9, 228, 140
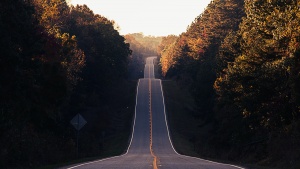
70, 0, 212, 36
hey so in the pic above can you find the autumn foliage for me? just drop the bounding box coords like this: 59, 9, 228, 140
159, 0, 300, 168
0, 0, 132, 168
125, 33, 162, 79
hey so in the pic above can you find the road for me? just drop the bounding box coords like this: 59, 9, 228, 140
61, 57, 245, 169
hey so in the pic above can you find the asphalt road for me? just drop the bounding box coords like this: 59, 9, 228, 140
61, 57, 245, 169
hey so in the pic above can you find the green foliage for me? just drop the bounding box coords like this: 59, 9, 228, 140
217, 0, 300, 131
215, 1, 300, 166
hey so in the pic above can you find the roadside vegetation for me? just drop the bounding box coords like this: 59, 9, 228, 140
162, 80, 275, 169
159, 0, 300, 169
0, 1, 162, 168
126, 33, 162, 80
2, 0, 299, 168
0, 0, 137, 168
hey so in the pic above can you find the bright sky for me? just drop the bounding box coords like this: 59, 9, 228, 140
70, 0, 212, 36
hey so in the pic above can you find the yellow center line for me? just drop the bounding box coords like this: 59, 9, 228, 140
149, 63, 159, 169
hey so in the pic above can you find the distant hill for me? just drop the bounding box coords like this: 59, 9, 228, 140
125, 33, 163, 79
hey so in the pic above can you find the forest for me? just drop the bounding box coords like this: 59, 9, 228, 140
0, 0, 137, 168
159, 0, 300, 168
125, 33, 162, 79
1, 0, 300, 168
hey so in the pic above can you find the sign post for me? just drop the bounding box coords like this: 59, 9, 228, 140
70, 113, 87, 158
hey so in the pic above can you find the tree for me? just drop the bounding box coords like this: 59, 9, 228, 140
0, 1, 131, 168
214, 0, 300, 165
160, 0, 245, 120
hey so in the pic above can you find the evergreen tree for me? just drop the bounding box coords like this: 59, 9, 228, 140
215, 0, 300, 165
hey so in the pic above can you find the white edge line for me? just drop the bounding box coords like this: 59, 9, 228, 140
63, 79, 141, 169
159, 79, 246, 169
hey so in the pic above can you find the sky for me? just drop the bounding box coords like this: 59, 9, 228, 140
70, 0, 212, 36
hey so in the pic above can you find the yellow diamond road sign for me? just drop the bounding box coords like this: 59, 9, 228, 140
70, 113, 87, 131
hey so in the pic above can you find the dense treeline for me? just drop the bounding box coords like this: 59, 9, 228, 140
127, 33, 162, 55
125, 33, 162, 79
0, 0, 133, 168
158, 35, 178, 76
160, 0, 300, 168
